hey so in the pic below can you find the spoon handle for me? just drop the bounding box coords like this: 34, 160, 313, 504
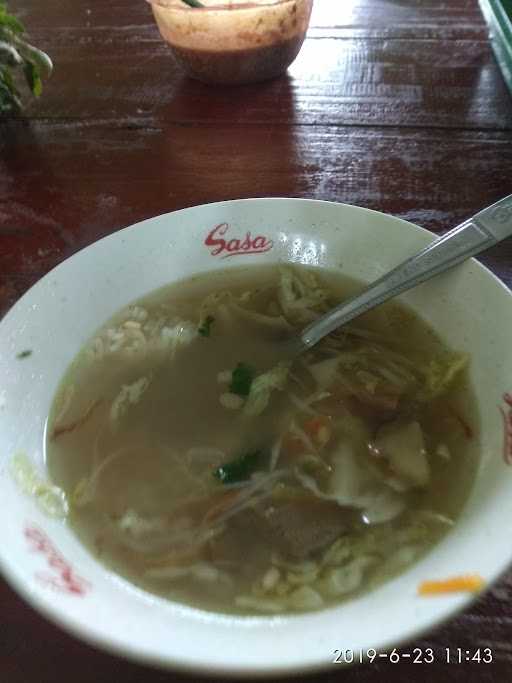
299, 194, 512, 351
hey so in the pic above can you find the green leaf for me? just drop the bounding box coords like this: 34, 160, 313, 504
0, 39, 21, 65
0, 3, 52, 114
0, 67, 20, 111
14, 37, 52, 77
198, 315, 215, 337
1, 64, 18, 94
213, 451, 262, 484
229, 362, 254, 397
23, 59, 41, 96
0, 4, 25, 35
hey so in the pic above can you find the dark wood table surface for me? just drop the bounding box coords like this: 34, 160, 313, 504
1, 0, 512, 680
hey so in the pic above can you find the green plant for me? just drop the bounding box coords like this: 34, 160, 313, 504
0, 2, 52, 114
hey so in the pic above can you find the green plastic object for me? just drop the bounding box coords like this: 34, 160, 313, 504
480, 0, 512, 93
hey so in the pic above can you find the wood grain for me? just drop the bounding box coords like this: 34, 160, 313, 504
15, 28, 512, 129
9, 0, 512, 129
1, 0, 512, 680
1, 121, 510, 316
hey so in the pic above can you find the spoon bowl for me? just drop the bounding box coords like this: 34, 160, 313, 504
294, 195, 512, 354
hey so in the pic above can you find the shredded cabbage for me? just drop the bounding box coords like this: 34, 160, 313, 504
288, 392, 319, 417
160, 320, 197, 354
271, 555, 318, 574
229, 302, 292, 333
310, 343, 468, 410
380, 545, 419, 573
319, 557, 375, 597
145, 561, 226, 583
286, 566, 320, 585
322, 509, 452, 584
261, 566, 281, 592
334, 347, 415, 395
269, 437, 282, 471
243, 362, 290, 416
199, 291, 232, 321
308, 358, 340, 390
197, 292, 236, 334
417, 351, 469, 401
10, 452, 68, 518
235, 595, 284, 613
288, 585, 323, 609
219, 392, 245, 410
110, 376, 150, 422
277, 267, 329, 323
244, 505, 452, 611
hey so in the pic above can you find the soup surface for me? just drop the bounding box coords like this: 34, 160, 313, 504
46, 265, 478, 614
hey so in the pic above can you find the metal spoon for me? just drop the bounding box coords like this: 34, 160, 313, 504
290, 194, 512, 355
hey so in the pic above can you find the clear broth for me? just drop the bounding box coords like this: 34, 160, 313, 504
46, 265, 479, 614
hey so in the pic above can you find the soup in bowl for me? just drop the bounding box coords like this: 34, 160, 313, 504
0, 198, 511, 675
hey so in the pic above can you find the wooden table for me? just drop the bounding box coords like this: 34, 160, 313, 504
1, 0, 511, 680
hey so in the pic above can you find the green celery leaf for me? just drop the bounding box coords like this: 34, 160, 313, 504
229, 362, 254, 397
213, 451, 262, 484
198, 315, 215, 337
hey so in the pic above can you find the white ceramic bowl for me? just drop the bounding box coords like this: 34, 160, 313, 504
1, 198, 512, 676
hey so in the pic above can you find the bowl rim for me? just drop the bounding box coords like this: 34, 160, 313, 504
3, 554, 512, 679
1, 196, 512, 677
146, 0, 304, 12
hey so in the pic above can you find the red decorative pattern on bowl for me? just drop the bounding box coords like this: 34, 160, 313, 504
25, 524, 91, 596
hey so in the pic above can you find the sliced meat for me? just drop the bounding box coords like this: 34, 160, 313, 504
256, 500, 350, 560
207, 511, 274, 576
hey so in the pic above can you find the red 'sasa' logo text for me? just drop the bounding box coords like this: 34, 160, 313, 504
204, 223, 274, 259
